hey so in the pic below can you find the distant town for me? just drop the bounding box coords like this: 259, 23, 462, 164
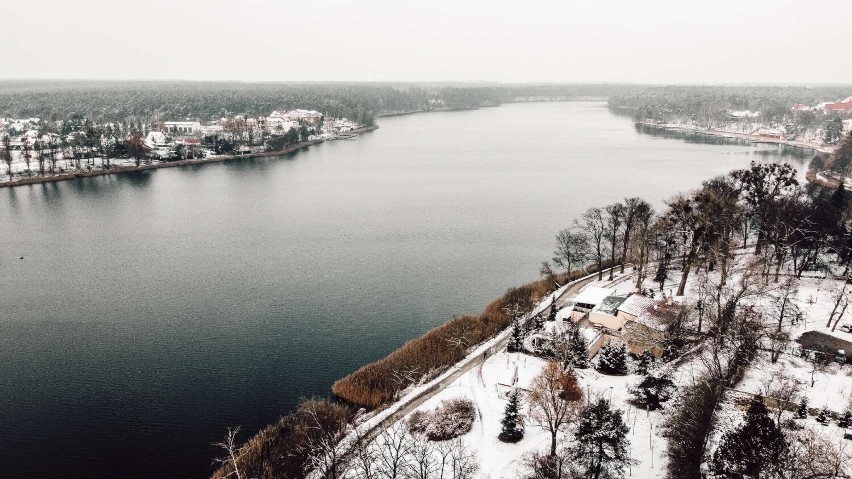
0, 109, 366, 184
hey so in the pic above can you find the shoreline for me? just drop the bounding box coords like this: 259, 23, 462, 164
636, 122, 833, 154
0, 125, 379, 189
636, 122, 842, 190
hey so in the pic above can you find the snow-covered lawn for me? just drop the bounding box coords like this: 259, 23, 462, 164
393, 349, 672, 479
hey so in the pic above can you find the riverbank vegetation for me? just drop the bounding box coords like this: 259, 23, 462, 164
610, 85, 852, 146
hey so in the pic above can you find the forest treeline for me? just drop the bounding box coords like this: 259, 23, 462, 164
0, 81, 641, 127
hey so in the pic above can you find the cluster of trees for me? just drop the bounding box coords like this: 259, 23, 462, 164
537, 158, 852, 477
548, 197, 654, 288
344, 423, 479, 479
821, 130, 852, 175
608, 85, 852, 139
708, 394, 851, 479
510, 364, 629, 479
553, 158, 852, 306
1, 128, 152, 179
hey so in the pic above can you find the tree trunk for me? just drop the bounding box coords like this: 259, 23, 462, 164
609, 236, 617, 281
550, 431, 557, 457
832, 301, 848, 332
828, 283, 847, 328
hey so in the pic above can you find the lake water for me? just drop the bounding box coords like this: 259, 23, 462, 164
0, 101, 810, 478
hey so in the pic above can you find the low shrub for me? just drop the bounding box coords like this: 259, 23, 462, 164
407, 409, 430, 435
425, 398, 476, 441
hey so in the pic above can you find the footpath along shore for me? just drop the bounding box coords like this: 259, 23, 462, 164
0, 125, 378, 189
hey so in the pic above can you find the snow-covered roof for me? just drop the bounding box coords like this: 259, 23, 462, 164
633, 306, 669, 332
595, 294, 628, 316
617, 294, 656, 318
573, 287, 615, 307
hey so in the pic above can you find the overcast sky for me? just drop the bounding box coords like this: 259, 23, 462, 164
0, 0, 848, 84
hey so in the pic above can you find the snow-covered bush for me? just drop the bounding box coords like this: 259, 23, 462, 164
795, 398, 809, 419
407, 409, 430, 434
597, 341, 628, 375
425, 397, 476, 441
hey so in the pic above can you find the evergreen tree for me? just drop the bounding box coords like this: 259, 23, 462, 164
816, 407, 830, 424
712, 395, 787, 478
508, 317, 525, 352
569, 398, 630, 479
832, 183, 848, 211
547, 302, 558, 323
654, 263, 668, 292
629, 369, 675, 411
795, 398, 809, 419
826, 117, 844, 145
533, 312, 545, 330
838, 410, 852, 429
499, 387, 524, 443
635, 350, 655, 375
597, 341, 628, 375
560, 321, 589, 370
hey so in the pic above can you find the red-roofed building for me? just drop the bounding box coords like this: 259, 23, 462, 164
826, 96, 852, 111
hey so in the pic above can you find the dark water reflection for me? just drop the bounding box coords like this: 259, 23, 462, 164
0, 102, 806, 479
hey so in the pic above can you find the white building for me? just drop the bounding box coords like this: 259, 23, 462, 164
145, 131, 168, 148
163, 121, 201, 136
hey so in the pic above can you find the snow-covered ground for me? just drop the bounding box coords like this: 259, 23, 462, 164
394, 349, 671, 479
347, 256, 852, 478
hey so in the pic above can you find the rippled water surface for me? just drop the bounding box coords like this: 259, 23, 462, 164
0, 102, 810, 478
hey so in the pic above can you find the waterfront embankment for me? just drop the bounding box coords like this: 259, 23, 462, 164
0, 125, 378, 189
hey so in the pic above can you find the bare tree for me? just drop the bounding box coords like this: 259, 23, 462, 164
783, 425, 852, 478
827, 280, 852, 330
391, 366, 420, 400
770, 276, 800, 332
552, 228, 589, 281
1, 136, 12, 180
376, 422, 412, 479
604, 203, 625, 280
618, 197, 647, 273
527, 362, 583, 456
21, 141, 32, 176
766, 331, 789, 364
213, 427, 245, 479
407, 433, 436, 479
303, 400, 350, 479
351, 428, 378, 479
575, 208, 607, 281
520, 449, 577, 479
447, 438, 478, 479
540, 261, 560, 292
632, 202, 656, 291
760, 368, 802, 426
